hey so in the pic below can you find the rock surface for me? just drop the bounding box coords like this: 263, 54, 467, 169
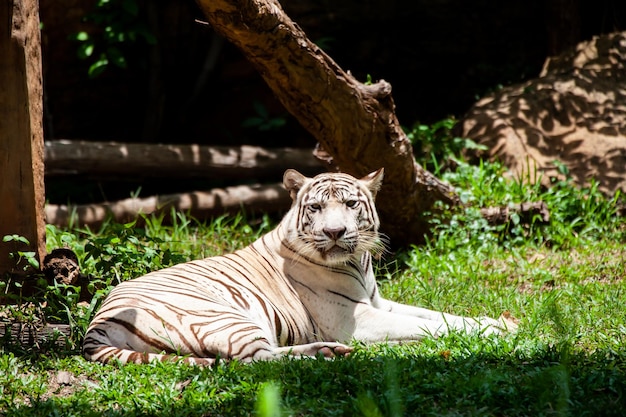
456, 31, 626, 196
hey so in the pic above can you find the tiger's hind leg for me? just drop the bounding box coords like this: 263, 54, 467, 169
85, 304, 350, 364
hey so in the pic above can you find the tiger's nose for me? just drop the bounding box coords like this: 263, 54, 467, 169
323, 226, 346, 240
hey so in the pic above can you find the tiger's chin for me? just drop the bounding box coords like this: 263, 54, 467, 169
319, 245, 356, 265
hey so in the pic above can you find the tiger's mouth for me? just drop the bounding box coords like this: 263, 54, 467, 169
320, 243, 354, 259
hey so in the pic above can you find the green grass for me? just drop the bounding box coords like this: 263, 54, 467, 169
2, 147, 626, 415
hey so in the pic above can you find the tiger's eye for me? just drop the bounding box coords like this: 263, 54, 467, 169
310, 203, 322, 211
345, 200, 358, 208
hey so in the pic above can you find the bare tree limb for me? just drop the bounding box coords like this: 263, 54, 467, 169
45, 183, 291, 228
480, 202, 550, 225
44, 140, 324, 180
0, 323, 71, 348
195, 0, 460, 245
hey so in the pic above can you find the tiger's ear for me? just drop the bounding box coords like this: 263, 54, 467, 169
360, 168, 384, 198
283, 169, 308, 201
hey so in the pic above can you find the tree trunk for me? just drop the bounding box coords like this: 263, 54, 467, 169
195, 0, 459, 245
0, 0, 46, 274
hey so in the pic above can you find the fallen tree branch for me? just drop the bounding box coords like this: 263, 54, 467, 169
44, 140, 324, 180
480, 201, 550, 225
0, 322, 71, 348
45, 183, 291, 228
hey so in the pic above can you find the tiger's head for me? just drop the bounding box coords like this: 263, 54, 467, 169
282, 169, 385, 265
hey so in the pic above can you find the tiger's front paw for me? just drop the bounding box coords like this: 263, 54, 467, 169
277, 341, 353, 359
317, 343, 353, 358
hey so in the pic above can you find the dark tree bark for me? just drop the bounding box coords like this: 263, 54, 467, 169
195, 0, 459, 245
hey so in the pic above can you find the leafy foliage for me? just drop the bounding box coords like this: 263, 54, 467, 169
410, 119, 624, 251
406, 117, 487, 175
71, 0, 156, 78
1, 235, 40, 270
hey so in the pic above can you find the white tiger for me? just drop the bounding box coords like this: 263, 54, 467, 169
83, 169, 510, 365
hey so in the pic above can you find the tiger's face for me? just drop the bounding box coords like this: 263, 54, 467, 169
282, 169, 385, 265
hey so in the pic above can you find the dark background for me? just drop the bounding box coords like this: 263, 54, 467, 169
40, 0, 626, 203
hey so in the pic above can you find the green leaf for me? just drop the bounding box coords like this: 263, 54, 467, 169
88, 56, 109, 78
74, 31, 90, 41
77, 42, 95, 59
24, 253, 40, 269
3, 234, 30, 245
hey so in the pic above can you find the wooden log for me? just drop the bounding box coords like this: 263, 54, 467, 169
480, 202, 550, 225
0, 0, 46, 273
45, 183, 292, 228
0, 322, 71, 348
44, 140, 324, 180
